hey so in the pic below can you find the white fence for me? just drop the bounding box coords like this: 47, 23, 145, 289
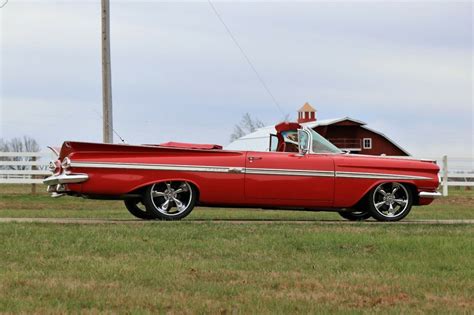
0, 152, 472, 196
0, 152, 55, 193
432, 156, 473, 196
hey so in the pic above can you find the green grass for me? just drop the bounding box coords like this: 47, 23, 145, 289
0, 223, 473, 313
0, 185, 473, 313
0, 185, 473, 220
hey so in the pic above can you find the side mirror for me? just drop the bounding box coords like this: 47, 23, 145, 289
297, 129, 310, 155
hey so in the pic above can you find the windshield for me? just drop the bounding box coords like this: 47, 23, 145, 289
309, 129, 342, 154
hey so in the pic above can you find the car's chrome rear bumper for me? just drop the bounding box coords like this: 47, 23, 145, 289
419, 191, 442, 199
43, 173, 89, 186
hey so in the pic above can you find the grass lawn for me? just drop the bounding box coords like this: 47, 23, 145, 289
0, 184, 473, 221
0, 185, 473, 313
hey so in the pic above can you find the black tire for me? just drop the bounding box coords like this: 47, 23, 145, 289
142, 181, 197, 221
338, 211, 371, 221
124, 199, 157, 220
368, 182, 413, 222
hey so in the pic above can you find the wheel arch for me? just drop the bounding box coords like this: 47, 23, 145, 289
353, 180, 418, 207
126, 178, 202, 202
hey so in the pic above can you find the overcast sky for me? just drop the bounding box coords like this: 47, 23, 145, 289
0, 0, 472, 158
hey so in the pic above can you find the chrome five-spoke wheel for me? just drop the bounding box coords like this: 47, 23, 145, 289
143, 181, 197, 220
368, 182, 413, 221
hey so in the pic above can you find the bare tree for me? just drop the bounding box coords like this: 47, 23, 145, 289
0, 138, 9, 169
0, 139, 7, 152
6, 136, 39, 153
230, 113, 265, 142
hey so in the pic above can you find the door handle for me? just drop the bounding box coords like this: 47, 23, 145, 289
248, 156, 262, 162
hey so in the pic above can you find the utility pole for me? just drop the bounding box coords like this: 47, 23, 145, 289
101, 0, 113, 143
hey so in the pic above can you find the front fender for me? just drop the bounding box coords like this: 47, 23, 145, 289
334, 178, 420, 208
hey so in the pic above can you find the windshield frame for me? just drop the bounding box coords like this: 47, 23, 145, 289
301, 127, 343, 154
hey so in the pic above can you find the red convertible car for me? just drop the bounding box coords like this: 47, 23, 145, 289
44, 122, 441, 222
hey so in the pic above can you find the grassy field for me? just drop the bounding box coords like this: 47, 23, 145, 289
0, 185, 473, 313
0, 184, 473, 221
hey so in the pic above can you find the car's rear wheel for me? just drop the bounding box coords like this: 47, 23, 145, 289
143, 181, 197, 220
368, 182, 413, 222
124, 199, 156, 220
338, 211, 371, 221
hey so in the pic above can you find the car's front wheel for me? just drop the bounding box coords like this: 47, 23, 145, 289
368, 182, 413, 222
338, 211, 371, 221
143, 181, 197, 220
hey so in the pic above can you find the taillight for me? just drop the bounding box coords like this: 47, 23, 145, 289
61, 157, 71, 169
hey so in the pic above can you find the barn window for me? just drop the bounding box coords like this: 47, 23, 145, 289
363, 138, 372, 149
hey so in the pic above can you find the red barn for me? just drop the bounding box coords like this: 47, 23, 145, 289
297, 103, 409, 156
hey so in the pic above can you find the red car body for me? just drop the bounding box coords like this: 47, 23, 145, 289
44, 122, 441, 221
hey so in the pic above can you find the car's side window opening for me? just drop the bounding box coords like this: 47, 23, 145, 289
270, 127, 342, 154
279, 131, 299, 152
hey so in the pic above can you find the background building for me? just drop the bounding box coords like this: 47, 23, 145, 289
226, 103, 410, 156
297, 103, 409, 156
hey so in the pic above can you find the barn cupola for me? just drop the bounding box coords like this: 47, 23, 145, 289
297, 102, 317, 123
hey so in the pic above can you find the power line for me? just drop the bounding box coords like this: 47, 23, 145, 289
207, 0, 285, 116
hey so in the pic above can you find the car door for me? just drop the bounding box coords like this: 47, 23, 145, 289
244, 151, 335, 205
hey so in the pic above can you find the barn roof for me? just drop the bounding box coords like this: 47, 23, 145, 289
303, 117, 366, 127
225, 117, 410, 155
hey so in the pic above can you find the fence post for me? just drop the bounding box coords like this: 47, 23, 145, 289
31, 156, 37, 195
442, 155, 448, 197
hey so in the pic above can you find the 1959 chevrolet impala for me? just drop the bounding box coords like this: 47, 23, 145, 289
44, 122, 441, 222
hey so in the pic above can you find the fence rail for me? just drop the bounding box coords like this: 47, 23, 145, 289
0, 152, 472, 196
0, 161, 48, 166
0, 152, 50, 157
0, 178, 46, 184
0, 170, 52, 175
0, 151, 55, 192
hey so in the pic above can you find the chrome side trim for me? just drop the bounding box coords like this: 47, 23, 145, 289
43, 173, 89, 186
70, 161, 431, 180
336, 171, 431, 180
419, 191, 442, 199
71, 162, 333, 177
71, 162, 232, 174
228, 167, 244, 174
246, 168, 334, 177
